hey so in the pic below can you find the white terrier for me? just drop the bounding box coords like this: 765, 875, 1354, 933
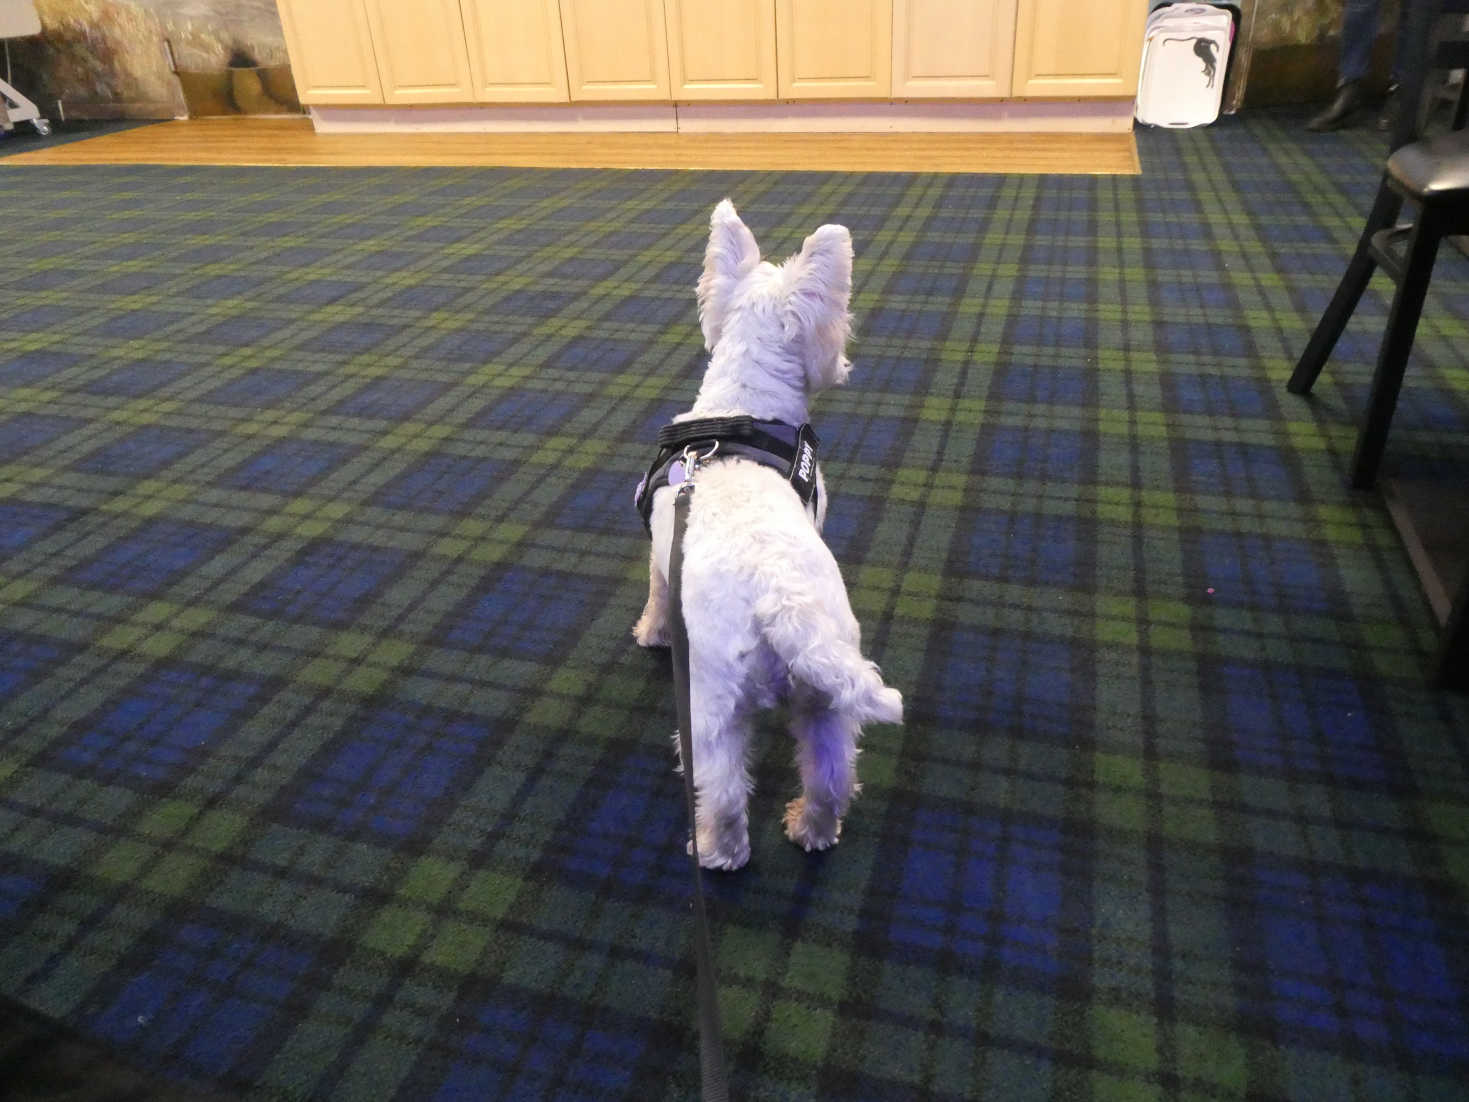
634, 199, 903, 871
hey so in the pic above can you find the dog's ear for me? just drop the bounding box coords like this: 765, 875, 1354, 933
697, 199, 760, 351
783, 223, 854, 390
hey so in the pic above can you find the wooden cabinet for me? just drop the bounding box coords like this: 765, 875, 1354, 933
274, 0, 384, 104
278, 0, 1149, 115
559, 0, 671, 101
362, 0, 475, 103
1011, 0, 1146, 97
892, 0, 1015, 98
776, 0, 891, 98
461, 0, 570, 102
666, 0, 777, 100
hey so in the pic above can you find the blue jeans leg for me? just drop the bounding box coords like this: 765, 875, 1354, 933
1339, 0, 1383, 83
1389, 0, 1420, 83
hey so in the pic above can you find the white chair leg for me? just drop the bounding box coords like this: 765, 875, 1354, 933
0, 75, 48, 135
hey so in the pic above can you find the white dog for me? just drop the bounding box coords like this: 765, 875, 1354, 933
634, 199, 903, 871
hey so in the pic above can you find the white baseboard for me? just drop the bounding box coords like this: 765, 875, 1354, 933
676, 99, 1135, 132
308, 99, 1134, 135
311, 104, 677, 133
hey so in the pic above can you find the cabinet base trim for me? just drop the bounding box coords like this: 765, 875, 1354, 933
311, 105, 678, 132
677, 99, 1132, 132
310, 99, 1132, 134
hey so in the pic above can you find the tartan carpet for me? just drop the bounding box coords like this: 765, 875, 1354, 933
2, 112, 1469, 1101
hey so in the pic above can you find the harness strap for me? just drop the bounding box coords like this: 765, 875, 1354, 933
657, 415, 758, 449
668, 485, 731, 1102
636, 417, 820, 534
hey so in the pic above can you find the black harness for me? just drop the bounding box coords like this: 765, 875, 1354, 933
634, 416, 820, 533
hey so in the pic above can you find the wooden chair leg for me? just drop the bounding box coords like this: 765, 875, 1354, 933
1288, 183, 1404, 395
1349, 214, 1443, 489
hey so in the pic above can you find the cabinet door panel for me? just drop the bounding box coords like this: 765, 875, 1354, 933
461, 0, 569, 102
275, 0, 383, 104
1012, 0, 1145, 97
560, 0, 671, 101
667, 0, 776, 100
363, 0, 475, 104
892, 0, 1014, 98
776, 0, 891, 98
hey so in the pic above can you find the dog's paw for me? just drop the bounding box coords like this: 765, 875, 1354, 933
784, 797, 842, 852
633, 615, 670, 648
687, 831, 750, 872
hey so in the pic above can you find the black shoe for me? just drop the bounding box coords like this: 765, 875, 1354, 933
1376, 82, 1400, 131
1307, 80, 1367, 131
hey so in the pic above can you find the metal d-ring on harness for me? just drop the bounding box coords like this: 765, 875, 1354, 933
666, 444, 730, 1102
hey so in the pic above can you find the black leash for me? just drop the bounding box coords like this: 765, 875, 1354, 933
668, 483, 731, 1102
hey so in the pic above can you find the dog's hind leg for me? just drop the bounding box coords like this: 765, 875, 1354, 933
784, 693, 860, 852
683, 676, 753, 871
633, 546, 670, 648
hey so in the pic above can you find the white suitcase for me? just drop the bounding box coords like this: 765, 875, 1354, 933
1136, 4, 1235, 128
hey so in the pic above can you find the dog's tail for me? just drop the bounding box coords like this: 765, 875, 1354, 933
754, 586, 903, 726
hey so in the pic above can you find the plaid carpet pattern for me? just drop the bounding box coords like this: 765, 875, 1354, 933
2, 113, 1469, 1101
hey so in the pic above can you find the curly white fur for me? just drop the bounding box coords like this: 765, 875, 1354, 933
634, 199, 903, 871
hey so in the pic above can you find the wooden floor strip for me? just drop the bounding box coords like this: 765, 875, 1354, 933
2, 117, 1141, 175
